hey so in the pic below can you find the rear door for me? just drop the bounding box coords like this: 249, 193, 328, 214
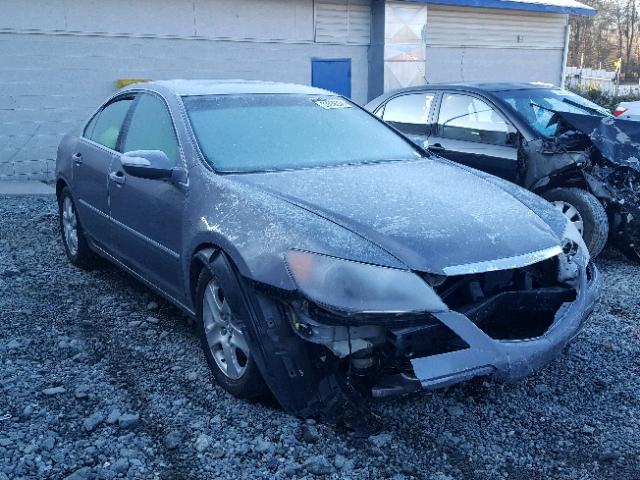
73, 95, 135, 245
108, 92, 186, 301
379, 92, 436, 146
428, 92, 518, 181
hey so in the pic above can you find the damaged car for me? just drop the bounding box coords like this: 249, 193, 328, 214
56, 80, 600, 421
366, 83, 640, 262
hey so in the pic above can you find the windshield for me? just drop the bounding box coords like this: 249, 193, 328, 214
183, 94, 421, 172
495, 88, 611, 137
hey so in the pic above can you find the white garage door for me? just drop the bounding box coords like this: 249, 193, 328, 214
425, 5, 568, 85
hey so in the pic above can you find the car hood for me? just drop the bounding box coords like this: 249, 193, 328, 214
554, 111, 640, 172
229, 158, 563, 275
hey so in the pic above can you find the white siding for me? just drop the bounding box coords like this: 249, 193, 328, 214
0, 0, 371, 180
424, 6, 568, 85
425, 5, 568, 50
314, 0, 371, 44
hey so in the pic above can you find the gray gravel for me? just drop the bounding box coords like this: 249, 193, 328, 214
1, 194, 639, 479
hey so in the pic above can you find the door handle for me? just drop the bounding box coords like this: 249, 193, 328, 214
72, 152, 83, 165
430, 143, 445, 151
109, 171, 126, 185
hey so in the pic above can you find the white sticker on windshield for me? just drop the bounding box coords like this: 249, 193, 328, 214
314, 99, 352, 109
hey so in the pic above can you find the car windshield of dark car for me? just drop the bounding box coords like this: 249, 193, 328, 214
496, 89, 612, 137
183, 94, 422, 172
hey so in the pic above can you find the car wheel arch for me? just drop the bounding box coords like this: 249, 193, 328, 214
56, 178, 69, 201
187, 242, 254, 310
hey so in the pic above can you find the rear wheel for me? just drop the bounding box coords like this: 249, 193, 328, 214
58, 187, 97, 269
542, 188, 609, 258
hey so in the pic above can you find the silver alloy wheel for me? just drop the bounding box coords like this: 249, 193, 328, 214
62, 197, 79, 256
202, 279, 250, 380
552, 200, 585, 237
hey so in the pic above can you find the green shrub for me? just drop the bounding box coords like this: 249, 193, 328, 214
568, 86, 640, 112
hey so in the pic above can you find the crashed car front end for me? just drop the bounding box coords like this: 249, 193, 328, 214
519, 111, 640, 259
281, 227, 601, 399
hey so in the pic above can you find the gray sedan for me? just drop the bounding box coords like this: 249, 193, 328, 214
56, 80, 600, 421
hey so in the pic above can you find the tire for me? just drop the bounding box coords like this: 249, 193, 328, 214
58, 187, 97, 269
196, 265, 267, 399
542, 188, 609, 258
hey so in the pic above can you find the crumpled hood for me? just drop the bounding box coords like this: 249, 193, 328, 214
230, 158, 564, 274
554, 111, 640, 172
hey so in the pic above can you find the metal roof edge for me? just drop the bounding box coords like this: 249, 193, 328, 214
403, 0, 596, 16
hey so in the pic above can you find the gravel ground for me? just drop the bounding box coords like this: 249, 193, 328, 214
1, 194, 639, 480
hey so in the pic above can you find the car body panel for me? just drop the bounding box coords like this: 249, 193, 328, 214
615, 100, 640, 121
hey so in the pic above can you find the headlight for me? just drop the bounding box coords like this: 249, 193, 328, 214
286, 250, 447, 315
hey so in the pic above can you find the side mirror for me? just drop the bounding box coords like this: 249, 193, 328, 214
121, 150, 180, 181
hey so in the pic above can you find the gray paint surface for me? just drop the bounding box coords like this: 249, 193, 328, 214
0, 0, 370, 180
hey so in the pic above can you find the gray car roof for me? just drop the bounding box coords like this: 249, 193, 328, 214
137, 79, 333, 96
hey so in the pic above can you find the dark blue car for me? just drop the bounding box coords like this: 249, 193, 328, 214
56, 80, 600, 420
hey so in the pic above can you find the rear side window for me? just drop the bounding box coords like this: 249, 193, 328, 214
437, 94, 511, 145
382, 93, 434, 135
122, 94, 179, 165
87, 98, 134, 150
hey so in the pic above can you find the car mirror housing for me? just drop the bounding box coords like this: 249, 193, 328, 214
121, 150, 174, 180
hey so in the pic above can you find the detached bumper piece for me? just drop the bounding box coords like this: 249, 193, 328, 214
409, 264, 601, 389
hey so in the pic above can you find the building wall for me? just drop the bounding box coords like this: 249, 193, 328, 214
379, 3, 569, 92
0, 0, 370, 180
425, 5, 568, 85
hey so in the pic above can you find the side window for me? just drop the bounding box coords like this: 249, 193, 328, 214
122, 94, 179, 165
83, 113, 99, 139
382, 93, 434, 135
88, 98, 134, 150
437, 94, 512, 145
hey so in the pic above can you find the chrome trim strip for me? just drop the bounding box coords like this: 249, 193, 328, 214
442, 245, 563, 276
78, 199, 180, 260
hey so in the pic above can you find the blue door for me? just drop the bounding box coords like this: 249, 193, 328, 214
311, 59, 351, 98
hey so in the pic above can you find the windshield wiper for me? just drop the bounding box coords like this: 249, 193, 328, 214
560, 97, 605, 116
530, 101, 557, 114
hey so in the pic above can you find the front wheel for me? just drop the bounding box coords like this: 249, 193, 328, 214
542, 188, 609, 258
196, 266, 267, 399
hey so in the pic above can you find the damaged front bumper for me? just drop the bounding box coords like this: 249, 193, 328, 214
409, 263, 601, 390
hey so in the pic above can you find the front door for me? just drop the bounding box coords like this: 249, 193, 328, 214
108, 93, 186, 301
74, 96, 135, 245
429, 93, 518, 181
311, 59, 352, 98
